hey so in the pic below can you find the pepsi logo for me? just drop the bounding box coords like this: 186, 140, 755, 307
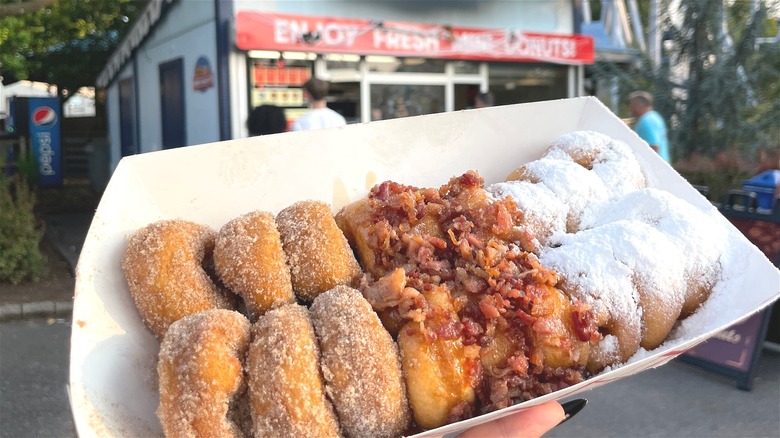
32, 106, 57, 127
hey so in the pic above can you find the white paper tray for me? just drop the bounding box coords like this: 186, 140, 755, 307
69, 97, 780, 437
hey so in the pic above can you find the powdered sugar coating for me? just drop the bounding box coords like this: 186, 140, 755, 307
541, 220, 687, 368
276, 201, 363, 302
544, 130, 646, 199
540, 226, 641, 371
157, 309, 251, 438
310, 286, 411, 438
513, 157, 609, 232
487, 180, 568, 247
214, 211, 294, 319
122, 219, 235, 339
247, 304, 340, 438
582, 188, 728, 316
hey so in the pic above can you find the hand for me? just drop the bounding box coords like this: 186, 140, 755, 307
455, 401, 565, 438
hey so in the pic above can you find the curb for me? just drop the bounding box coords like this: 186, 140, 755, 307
0, 300, 73, 321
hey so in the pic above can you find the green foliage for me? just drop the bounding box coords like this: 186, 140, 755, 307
588, 0, 780, 164
0, 173, 48, 284
14, 150, 38, 185
0, 0, 145, 93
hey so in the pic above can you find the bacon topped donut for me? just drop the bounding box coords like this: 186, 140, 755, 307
337, 170, 598, 424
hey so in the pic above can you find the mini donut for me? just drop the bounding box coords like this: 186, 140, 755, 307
122, 219, 236, 339
582, 188, 727, 317
157, 309, 251, 438
542, 220, 687, 370
543, 131, 646, 199
487, 180, 568, 247
397, 285, 478, 430
540, 230, 643, 373
276, 200, 363, 302
213, 211, 295, 319
247, 304, 340, 437
310, 285, 411, 438
506, 157, 609, 232
334, 197, 381, 278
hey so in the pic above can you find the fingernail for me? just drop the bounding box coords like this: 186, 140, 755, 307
558, 398, 587, 426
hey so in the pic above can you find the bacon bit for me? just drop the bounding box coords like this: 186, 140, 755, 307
507, 355, 529, 375
516, 309, 536, 326
532, 317, 560, 335
571, 301, 601, 342
427, 235, 447, 249
466, 234, 484, 250
492, 202, 514, 235
529, 347, 544, 368
517, 268, 538, 279
447, 228, 459, 246
479, 295, 502, 319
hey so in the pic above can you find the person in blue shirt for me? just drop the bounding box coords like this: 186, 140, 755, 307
629, 91, 670, 163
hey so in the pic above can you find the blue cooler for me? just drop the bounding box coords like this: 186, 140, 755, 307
742, 170, 780, 210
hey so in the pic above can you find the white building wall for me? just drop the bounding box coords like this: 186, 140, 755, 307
131, 0, 220, 153
233, 0, 572, 34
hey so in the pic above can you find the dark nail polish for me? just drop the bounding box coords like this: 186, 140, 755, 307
558, 398, 587, 426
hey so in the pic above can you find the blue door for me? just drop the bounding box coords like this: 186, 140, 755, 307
159, 58, 186, 149
118, 78, 137, 156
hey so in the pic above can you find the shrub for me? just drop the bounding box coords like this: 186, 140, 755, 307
0, 174, 48, 284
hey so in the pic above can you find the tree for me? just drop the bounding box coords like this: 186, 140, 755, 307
589, 0, 779, 162
0, 0, 144, 95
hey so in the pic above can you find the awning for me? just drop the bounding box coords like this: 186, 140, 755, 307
236, 11, 595, 65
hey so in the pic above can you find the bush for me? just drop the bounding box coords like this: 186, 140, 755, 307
0, 174, 48, 284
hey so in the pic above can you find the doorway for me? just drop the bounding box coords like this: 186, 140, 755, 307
159, 58, 186, 149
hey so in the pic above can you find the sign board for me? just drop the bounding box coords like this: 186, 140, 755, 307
236, 11, 595, 65
27, 97, 63, 186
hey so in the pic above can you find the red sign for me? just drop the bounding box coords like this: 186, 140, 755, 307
236, 11, 595, 65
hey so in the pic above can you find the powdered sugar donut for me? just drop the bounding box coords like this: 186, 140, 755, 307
487, 180, 568, 247
506, 157, 609, 232
543, 131, 646, 199
581, 188, 727, 317
541, 220, 687, 371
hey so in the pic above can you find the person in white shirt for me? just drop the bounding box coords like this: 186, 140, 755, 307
292, 78, 347, 131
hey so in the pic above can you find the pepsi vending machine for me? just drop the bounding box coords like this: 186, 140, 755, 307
5, 96, 63, 186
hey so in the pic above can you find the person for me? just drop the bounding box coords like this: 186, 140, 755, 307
628, 91, 670, 163
455, 398, 585, 438
291, 78, 347, 131
247, 105, 287, 136
475, 91, 495, 108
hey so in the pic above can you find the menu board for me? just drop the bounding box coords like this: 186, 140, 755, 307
250, 61, 311, 108
252, 88, 305, 107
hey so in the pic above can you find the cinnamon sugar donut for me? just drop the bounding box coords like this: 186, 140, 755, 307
310, 286, 410, 438
157, 309, 251, 438
247, 304, 340, 437
276, 201, 363, 302
213, 211, 295, 319
122, 219, 236, 339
